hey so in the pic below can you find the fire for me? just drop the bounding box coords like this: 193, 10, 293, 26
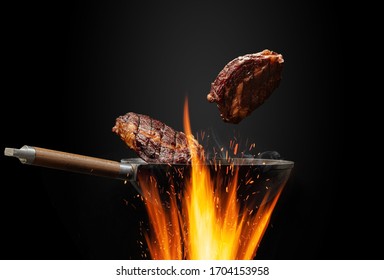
138, 98, 285, 259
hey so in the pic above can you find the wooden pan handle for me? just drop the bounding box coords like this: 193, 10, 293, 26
33, 147, 121, 178
4, 145, 136, 181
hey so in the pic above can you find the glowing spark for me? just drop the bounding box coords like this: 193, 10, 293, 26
234, 143, 239, 155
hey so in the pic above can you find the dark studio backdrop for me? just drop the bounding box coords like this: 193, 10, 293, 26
1, 1, 377, 260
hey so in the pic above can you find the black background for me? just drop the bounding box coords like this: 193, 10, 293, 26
1, 1, 378, 260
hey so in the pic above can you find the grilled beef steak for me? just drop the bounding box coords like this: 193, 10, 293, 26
207, 49, 284, 124
112, 112, 204, 164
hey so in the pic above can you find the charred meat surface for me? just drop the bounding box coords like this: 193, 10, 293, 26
207, 49, 284, 124
112, 112, 204, 164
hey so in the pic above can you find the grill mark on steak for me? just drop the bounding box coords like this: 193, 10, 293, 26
159, 123, 176, 164
136, 114, 151, 160
207, 49, 284, 124
172, 129, 177, 163
113, 112, 203, 164
152, 119, 165, 160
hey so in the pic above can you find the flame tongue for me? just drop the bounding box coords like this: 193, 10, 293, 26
184, 98, 244, 259
138, 98, 283, 259
183, 99, 238, 258
185, 168, 241, 259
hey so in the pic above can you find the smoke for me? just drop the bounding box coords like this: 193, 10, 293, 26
196, 128, 282, 161
256, 151, 281, 160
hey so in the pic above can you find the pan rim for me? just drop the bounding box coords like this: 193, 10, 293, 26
121, 158, 294, 169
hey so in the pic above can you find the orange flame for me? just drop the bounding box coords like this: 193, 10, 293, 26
138, 98, 284, 259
